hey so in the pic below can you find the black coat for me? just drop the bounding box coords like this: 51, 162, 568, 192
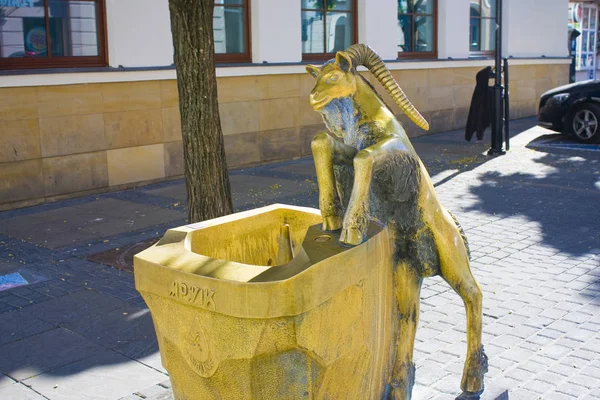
465, 66, 492, 141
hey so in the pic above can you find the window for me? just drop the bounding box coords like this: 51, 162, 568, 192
301, 0, 357, 61
569, 3, 597, 77
470, 0, 496, 54
0, 0, 107, 70
397, 0, 436, 58
214, 0, 250, 63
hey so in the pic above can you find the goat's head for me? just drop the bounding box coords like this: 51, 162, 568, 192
306, 51, 357, 111
305, 44, 430, 131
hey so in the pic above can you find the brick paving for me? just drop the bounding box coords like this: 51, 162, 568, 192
0, 117, 599, 399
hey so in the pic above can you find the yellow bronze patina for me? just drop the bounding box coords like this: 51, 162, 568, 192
135, 204, 398, 399
307, 44, 488, 399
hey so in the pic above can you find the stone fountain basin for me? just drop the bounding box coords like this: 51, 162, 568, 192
134, 204, 396, 400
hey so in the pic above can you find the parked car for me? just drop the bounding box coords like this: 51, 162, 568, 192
537, 79, 600, 143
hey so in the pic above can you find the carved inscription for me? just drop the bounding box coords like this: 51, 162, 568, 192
169, 281, 216, 310
187, 351, 215, 376
186, 317, 218, 377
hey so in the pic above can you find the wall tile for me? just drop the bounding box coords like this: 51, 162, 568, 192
160, 80, 179, 107
428, 68, 456, 87
535, 65, 553, 80
397, 113, 421, 137
550, 64, 570, 88
454, 107, 470, 130
454, 67, 481, 86
0, 120, 41, 163
426, 86, 455, 112
259, 98, 298, 131
104, 109, 163, 149
101, 81, 161, 113
392, 70, 429, 89
512, 65, 537, 81
224, 131, 261, 168
535, 78, 554, 98
260, 127, 301, 163
36, 84, 103, 118
299, 74, 317, 97
0, 87, 38, 121
0, 159, 44, 204
164, 141, 184, 177
39, 114, 105, 158
429, 109, 456, 133
218, 74, 300, 104
300, 124, 326, 156
107, 144, 165, 186
219, 101, 260, 136
218, 76, 262, 103
162, 107, 182, 142
554, 65, 570, 82
256, 74, 300, 99
42, 152, 108, 197
298, 95, 325, 127
454, 84, 475, 109
399, 86, 430, 115
552, 75, 569, 89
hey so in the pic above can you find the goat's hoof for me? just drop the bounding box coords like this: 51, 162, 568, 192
461, 346, 488, 393
456, 390, 483, 400
386, 384, 412, 400
322, 216, 342, 232
340, 227, 364, 246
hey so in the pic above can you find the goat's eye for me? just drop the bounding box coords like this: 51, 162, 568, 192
328, 74, 340, 83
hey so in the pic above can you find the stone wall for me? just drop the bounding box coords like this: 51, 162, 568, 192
0, 63, 569, 210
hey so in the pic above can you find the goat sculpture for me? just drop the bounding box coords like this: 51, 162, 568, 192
306, 44, 488, 400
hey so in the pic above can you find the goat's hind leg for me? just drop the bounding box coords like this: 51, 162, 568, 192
440, 249, 488, 398
389, 261, 422, 400
311, 132, 357, 231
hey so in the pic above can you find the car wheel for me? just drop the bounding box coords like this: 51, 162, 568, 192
570, 103, 600, 143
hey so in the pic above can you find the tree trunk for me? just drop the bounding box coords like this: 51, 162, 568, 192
168, 0, 233, 223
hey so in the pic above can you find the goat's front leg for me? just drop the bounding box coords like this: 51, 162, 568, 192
341, 138, 399, 246
311, 132, 357, 231
340, 148, 374, 245
340, 150, 374, 246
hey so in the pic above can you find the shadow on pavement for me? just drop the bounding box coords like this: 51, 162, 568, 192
412, 118, 540, 187
466, 145, 600, 258
0, 286, 166, 397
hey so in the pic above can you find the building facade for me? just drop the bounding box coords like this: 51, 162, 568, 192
569, 0, 600, 81
0, 0, 570, 210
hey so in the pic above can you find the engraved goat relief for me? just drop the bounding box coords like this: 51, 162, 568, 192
185, 317, 217, 378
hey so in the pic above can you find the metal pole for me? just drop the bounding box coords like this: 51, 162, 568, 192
504, 57, 510, 151
488, 0, 506, 156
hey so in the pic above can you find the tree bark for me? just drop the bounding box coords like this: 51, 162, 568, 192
168, 0, 233, 223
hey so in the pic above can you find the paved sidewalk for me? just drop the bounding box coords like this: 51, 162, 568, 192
0, 117, 599, 399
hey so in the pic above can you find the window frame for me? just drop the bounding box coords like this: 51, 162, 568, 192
301, 0, 358, 62
214, 0, 251, 63
469, 0, 496, 56
0, 0, 108, 71
397, 0, 438, 59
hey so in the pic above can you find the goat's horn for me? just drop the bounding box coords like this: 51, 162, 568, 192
344, 44, 429, 131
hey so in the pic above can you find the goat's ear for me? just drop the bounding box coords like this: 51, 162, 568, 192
336, 51, 353, 73
306, 65, 320, 79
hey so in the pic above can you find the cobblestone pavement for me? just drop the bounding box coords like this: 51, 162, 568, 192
0, 117, 599, 399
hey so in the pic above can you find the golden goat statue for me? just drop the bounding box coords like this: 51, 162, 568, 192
306, 44, 488, 400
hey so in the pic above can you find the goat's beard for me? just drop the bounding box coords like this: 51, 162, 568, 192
320, 97, 359, 142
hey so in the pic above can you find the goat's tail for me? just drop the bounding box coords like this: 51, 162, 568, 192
344, 44, 430, 131
448, 211, 471, 261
